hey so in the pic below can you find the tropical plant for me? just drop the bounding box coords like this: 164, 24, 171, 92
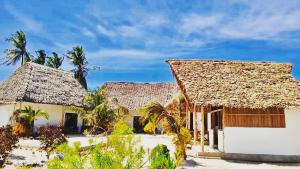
150, 144, 176, 169
38, 125, 67, 159
72, 90, 116, 134
66, 46, 88, 89
139, 102, 192, 163
47, 120, 146, 169
162, 115, 191, 164
33, 49, 47, 65
2, 31, 31, 66
12, 106, 49, 133
0, 125, 18, 167
139, 102, 167, 135
47, 52, 64, 68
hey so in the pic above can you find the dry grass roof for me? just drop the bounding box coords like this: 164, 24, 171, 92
167, 60, 300, 109
0, 62, 87, 106
101, 82, 179, 110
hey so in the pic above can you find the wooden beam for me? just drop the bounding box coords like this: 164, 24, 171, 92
206, 108, 222, 114
193, 104, 198, 144
185, 102, 189, 128
201, 105, 205, 152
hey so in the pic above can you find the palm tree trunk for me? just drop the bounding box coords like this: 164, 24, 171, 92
21, 55, 24, 66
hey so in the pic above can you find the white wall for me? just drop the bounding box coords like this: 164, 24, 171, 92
223, 107, 300, 155
20, 102, 83, 130
0, 104, 16, 126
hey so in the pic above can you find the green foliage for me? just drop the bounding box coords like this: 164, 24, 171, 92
140, 101, 192, 164
143, 121, 155, 134
12, 106, 49, 133
66, 46, 88, 89
48, 120, 145, 169
47, 142, 85, 169
2, 31, 31, 66
47, 52, 64, 68
150, 145, 176, 169
73, 90, 116, 134
33, 50, 46, 65
139, 102, 166, 134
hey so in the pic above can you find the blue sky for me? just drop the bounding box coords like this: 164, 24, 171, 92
0, 0, 300, 89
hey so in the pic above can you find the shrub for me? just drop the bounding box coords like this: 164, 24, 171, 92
0, 125, 18, 167
12, 122, 27, 137
38, 125, 67, 159
150, 144, 176, 169
47, 142, 85, 169
47, 120, 146, 169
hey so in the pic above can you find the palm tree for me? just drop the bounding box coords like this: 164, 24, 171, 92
47, 52, 64, 68
12, 106, 49, 132
139, 102, 191, 162
139, 102, 168, 135
72, 90, 116, 132
33, 50, 47, 65
2, 31, 31, 66
66, 46, 88, 89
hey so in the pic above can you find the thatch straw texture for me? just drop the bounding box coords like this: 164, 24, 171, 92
0, 62, 87, 106
101, 82, 179, 110
167, 60, 300, 108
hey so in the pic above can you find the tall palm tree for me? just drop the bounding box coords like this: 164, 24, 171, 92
66, 46, 88, 89
47, 52, 64, 68
2, 31, 31, 66
33, 50, 47, 65
12, 106, 49, 132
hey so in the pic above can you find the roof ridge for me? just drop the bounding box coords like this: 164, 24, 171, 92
166, 59, 292, 65
25, 62, 73, 75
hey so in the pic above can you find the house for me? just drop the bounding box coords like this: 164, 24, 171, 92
0, 62, 87, 133
101, 82, 179, 132
167, 60, 300, 162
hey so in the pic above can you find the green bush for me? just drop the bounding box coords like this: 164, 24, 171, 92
150, 144, 176, 169
48, 119, 145, 169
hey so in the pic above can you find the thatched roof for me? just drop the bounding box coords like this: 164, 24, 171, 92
101, 82, 179, 110
0, 62, 87, 106
167, 60, 300, 109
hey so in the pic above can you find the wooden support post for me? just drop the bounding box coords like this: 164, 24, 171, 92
185, 102, 189, 128
201, 106, 205, 152
193, 104, 198, 144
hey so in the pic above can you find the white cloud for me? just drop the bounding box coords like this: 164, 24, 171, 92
88, 49, 163, 59
179, 13, 222, 35
117, 25, 142, 38
96, 24, 116, 37
178, 1, 300, 40
4, 1, 43, 33
81, 27, 96, 38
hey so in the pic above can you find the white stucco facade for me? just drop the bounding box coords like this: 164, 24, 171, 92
0, 104, 16, 126
0, 102, 82, 131
223, 107, 300, 155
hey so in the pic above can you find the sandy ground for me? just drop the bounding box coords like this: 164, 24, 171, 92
4, 135, 300, 169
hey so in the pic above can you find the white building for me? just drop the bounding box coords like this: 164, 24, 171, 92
167, 60, 300, 162
0, 62, 87, 133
